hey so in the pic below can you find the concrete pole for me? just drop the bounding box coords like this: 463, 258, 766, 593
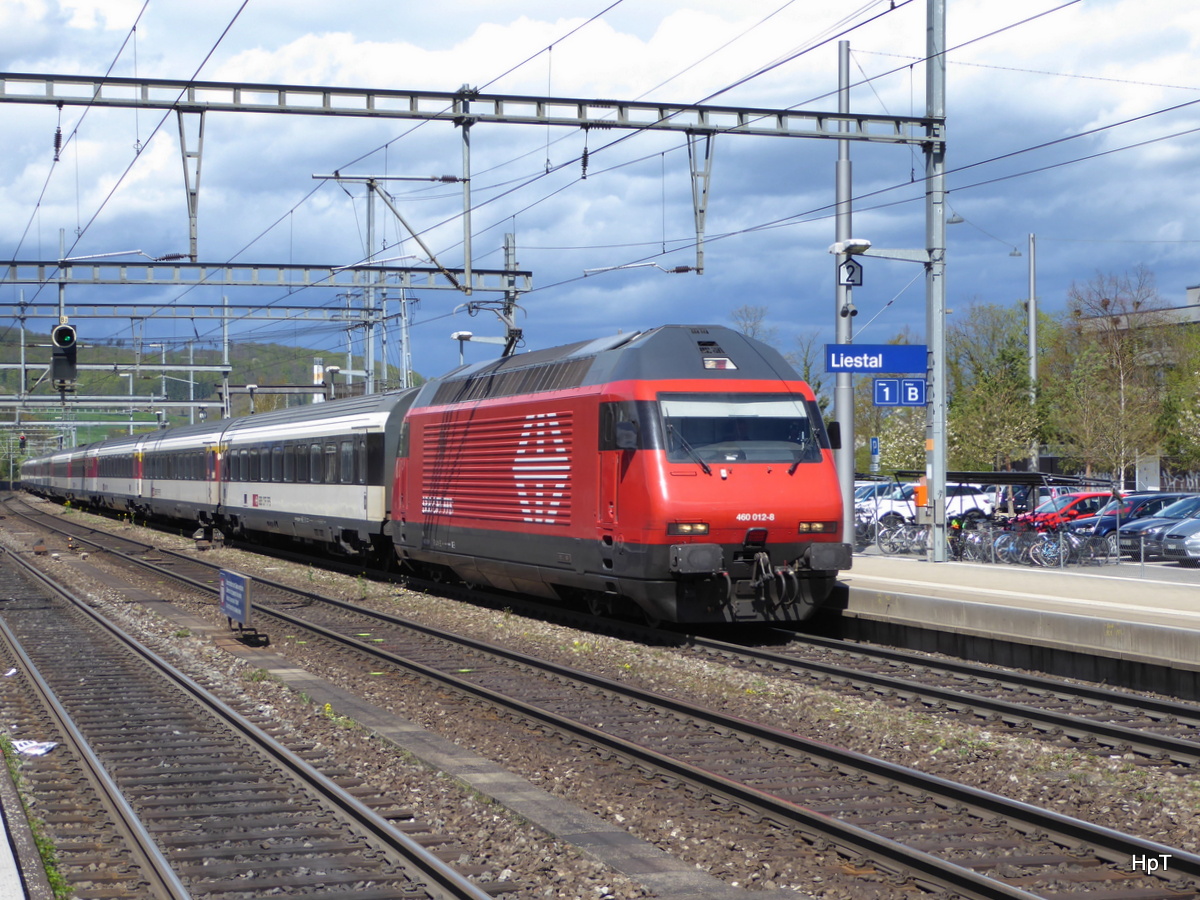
834, 40, 857, 544
925, 0, 948, 561
1028, 232, 1038, 473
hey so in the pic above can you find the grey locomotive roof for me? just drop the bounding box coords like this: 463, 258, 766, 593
416, 325, 800, 408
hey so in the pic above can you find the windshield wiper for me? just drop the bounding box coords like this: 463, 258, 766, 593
787, 438, 811, 475
668, 424, 712, 475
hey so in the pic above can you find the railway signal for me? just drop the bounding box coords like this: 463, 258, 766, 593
50, 322, 77, 391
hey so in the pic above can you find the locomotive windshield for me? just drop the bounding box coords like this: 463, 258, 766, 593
658, 392, 825, 465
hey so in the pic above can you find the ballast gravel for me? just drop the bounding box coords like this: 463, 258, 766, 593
4, 503, 1199, 899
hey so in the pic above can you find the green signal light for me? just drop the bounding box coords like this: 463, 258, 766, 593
51, 325, 76, 348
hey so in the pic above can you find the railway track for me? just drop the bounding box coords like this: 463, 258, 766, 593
0, 542, 507, 899
7, 498, 1200, 899
691, 631, 1200, 768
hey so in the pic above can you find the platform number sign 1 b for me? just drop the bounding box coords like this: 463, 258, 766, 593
873, 377, 927, 407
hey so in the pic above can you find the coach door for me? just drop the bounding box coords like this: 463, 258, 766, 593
205, 442, 219, 507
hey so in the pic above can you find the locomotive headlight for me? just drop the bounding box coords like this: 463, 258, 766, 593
668, 522, 709, 535
798, 521, 838, 533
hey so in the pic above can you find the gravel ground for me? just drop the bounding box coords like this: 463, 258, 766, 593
5, 500, 1200, 898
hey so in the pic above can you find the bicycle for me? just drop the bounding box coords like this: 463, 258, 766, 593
1029, 526, 1114, 567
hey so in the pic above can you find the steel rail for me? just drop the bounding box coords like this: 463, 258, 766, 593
87, 540, 1200, 898
0, 572, 192, 900
13, 499, 1200, 896
2, 546, 494, 900
688, 632, 1200, 765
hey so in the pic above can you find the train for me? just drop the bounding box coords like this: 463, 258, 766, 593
21, 324, 852, 625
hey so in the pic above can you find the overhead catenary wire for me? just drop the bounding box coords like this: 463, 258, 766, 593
10, 0, 1193, 369
85, 0, 897, 352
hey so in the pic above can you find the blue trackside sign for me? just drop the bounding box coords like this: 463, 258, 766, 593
219, 569, 251, 627
825, 343, 927, 373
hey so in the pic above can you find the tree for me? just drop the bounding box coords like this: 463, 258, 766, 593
877, 406, 925, 473
1159, 326, 1200, 471
785, 329, 831, 414
945, 302, 1041, 470
948, 360, 1039, 471
729, 305, 779, 346
1048, 267, 1170, 481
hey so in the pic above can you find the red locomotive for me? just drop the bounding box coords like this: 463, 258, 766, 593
392, 325, 851, 624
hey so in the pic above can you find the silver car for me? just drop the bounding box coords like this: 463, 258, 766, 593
1160, 516, 1200, 566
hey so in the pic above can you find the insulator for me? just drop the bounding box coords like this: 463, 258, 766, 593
580, 147, 589, 180
53, 126, 62, 161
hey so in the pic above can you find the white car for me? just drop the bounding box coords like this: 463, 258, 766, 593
858, 482, 994, 526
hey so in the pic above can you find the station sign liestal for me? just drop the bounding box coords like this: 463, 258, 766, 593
825, 343, 927, 374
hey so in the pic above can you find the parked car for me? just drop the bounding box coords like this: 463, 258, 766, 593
984, 483, 1035, 516
855, 481, 898, 504
1119, 494, 1200, 559
1011, 491, 1110, 531
858, 482, 994, 527
1161, 516, 1200, 566
1066, 492, 1194, 553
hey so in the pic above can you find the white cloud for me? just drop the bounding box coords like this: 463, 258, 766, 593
3, 0, 1199, 379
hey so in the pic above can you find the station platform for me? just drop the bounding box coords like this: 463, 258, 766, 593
835, 554, 1200, 689
0, 745, 54, 899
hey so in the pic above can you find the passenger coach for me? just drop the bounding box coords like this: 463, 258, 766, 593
213, 391, 416, 557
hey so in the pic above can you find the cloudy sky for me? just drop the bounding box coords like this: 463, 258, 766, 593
2, 0, 1198, 383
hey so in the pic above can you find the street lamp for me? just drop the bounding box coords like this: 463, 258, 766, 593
451, 330, 506, 365
451, 331, 472, 366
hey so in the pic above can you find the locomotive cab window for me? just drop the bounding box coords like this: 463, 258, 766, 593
658, 393, 825, 465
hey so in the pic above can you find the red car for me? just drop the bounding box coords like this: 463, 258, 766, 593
1012, 491, 1110, 531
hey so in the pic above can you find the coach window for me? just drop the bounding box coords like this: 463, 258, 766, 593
324, 442, 338, 484
283, 444, 295, 483
295, 444, 308, 483
355, 437, 367, 485
310, 443, 323, 483
272, 445, 284, 482
227, 450, 239, 482
248, 447, 260, 482
261, 447, 272, 481
340, 440, 354, 484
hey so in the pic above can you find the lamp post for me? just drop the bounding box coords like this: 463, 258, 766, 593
832, 39, 858, 544
118, 372, 133, 434
1026, 233, 1038, 474
451, 331, 472, 366
830, 237, 869, 544
451, 330, 506, 365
